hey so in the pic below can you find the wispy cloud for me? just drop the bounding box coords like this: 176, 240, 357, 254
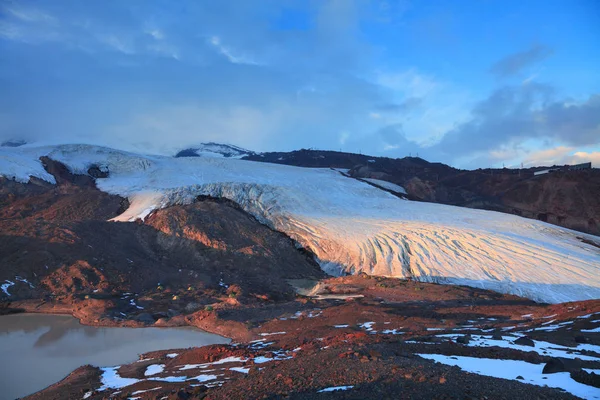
491, 44, 553, 78
523, 146, 600, 166
207, 36, 261, 65
5, 6, 57, 24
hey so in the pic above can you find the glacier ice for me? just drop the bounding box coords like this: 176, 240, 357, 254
1, 144, 599, 304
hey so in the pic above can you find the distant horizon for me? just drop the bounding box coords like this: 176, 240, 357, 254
1, 138, 595, 171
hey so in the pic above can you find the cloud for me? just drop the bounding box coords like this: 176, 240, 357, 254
347, 123, 421, 155
376, 69, 438, 98
375, 97, 422, 114
0, 0, 596, 170
431, 84, 600, 162
523, 146, 600, 167
539, 94, 600, 146
490, 44, 553, 78
207, 36, 260, 65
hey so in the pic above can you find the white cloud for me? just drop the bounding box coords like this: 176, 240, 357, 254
97, 33, 135, 54
207, 36, 260, 65
5, 7, 57, 24
524, 146, 599, 167
145, 29, 164, 40
373, 68, 473, 146
375, 68, 438, 98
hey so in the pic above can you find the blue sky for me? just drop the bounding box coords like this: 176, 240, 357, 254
1, 0, 599, 168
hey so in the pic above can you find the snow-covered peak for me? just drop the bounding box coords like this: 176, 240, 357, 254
175, 143, 255, 159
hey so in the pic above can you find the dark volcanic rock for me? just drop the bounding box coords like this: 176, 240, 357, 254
87, 165, 108, 178
571, 369, 600, 388
456, 335, 471, 344
135, 313, 155, 324
543, 358, 568, 374
574, 335, 590, 344
513, 336, 535, 347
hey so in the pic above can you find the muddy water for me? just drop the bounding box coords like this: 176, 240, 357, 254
0, 313, 229, 399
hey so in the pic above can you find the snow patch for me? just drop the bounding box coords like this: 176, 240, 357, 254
1, 280, 15, 296
317, 385, 354, 392
418, 354, 600, 399
436, 334, 600, 361
144, 364, 165, 376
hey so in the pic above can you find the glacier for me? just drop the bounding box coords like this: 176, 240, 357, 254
1, 144, 599, 303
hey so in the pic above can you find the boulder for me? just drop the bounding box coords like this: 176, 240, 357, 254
574, 335, 590, 344
456, 335, 471, 344
542, 358, 567, 374
513, 336, 535, 347
135, 313, 155, 324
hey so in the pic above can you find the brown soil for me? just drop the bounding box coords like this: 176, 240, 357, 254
25, 275, 600, 400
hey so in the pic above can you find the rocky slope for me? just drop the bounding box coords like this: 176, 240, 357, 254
1, 158, 324, 334
26, 275, 600, 400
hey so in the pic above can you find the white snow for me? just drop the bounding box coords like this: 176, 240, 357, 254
1, 280, 15, 296
2, 144, 600, 303
358, 322, 375, 331
144, 364, 165, 376
418, 354, 600, 399
148, 375, 187, 383
179, 143, 253, 159
132, 387, 162, 395
334, 324, 349, 328
317, 385, 354, 392
584, 368, 600, 374
190, 374, 219, 382
210, 356, 247, 365
363, 178, 407, 194
259, 332, 286, 336
578, 313, 599, 319
179, 356, 248, 371
129, 299, 144, 309
582, 327, 600, 333
525, 320, 574, 332
381, 329, 404, 334
15, 276, 34, 288
166, 353, 178, 358
99, 367, 140, 390
436, 334, 600, 361
230, 367, 250, 374
253, 356, 274, 364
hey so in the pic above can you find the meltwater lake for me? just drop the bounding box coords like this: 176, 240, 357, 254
0, 313, 229, 399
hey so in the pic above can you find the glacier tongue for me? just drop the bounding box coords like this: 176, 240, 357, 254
1, 144, 600, 304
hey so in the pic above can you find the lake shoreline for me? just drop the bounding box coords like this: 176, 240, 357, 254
0, 313, 229, 400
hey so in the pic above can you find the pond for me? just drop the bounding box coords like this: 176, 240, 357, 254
0, 313, 229, 400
